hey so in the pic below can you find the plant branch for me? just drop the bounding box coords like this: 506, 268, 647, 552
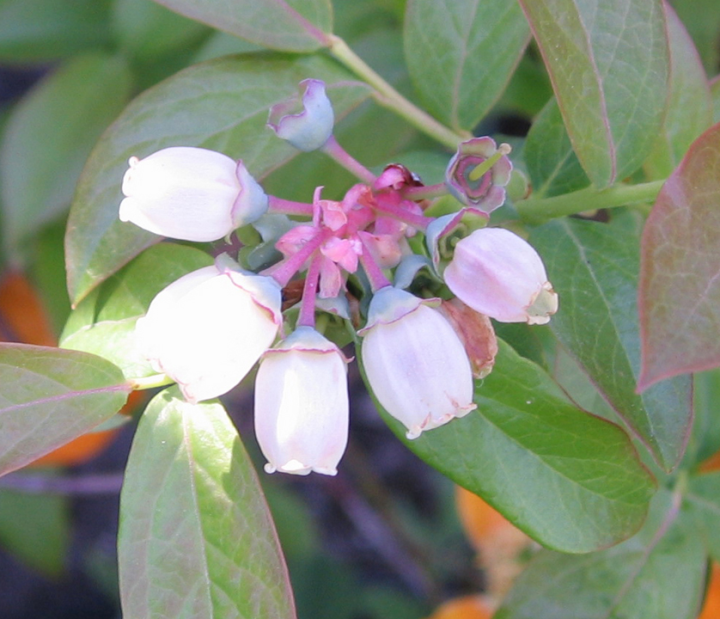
0, 471, 125, 495
328, 35, 468, 150
515, 180, 665, 224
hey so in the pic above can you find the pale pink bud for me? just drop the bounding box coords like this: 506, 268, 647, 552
136, 262, 282, 403
360, 287, 476, 439
267, 79, 334, 151
119, 146, 268, 242
255, 327, 349, 476
444, 228, 558, 325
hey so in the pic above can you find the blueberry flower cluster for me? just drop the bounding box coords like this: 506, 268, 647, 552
119, 80, 557, 476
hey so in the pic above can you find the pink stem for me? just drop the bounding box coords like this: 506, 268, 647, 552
263, 228, 330, 287
402, 182, 449, 201
268, 195, 314, 217
373, 196, 433, 231
321, 136, 376, 184
359, 238, 392, 291
297, 253, 323, 327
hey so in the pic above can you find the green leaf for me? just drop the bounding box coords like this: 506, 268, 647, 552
365, 340, 656, 553
638, 122, 720, 389
403, 0, 530, 131
153, 0, 331, 52
0, 0, 113, 62
524, 97, 590, 198
0, 344, 129, 476
686, 471, 720, 563
193, 31, 263, 62
0, 54, 133, 252
112, 0, 210, 60
550, 345, 617, 423
688, 369, 720, 466
26, 218, 71, 335
118, 388, 295, 619
643, 3, 713, 179
496, 53, 554, 119
495, 491, 706, 619
670, 0, 720, 75
534, 218, 692, 471
518, 0, 669, 187
712, 76, 720, 125
60, 243, 213, 380
65, 53, 371, 304
0, 487, 69, 577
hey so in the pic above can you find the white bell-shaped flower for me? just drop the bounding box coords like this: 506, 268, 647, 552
119, 146, 268, 242
360, 287, 476, 439
136, 263, 282, 403
444, 227, 558, 324
255, 326, 349, 476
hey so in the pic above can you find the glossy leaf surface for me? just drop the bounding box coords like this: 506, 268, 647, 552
534, 218, 692, 470
0, 54, 132, 251
639, 121, 720, 389
367, 340, 656, 553
644, 3, 712, 179
153, 0, 331, 52
118, 388, 295, 619
404, 0, 529, 131
518, 0, 669, 187
0, 344, 129, 475
61, 243, 212, 380
65, 54, 370, 304
496, 492, 706, 619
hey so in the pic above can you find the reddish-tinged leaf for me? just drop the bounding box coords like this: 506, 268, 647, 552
639, 122, 720, 389
643, 2, 712, 179
518, 0, 669, 188
153, 0, 331, 52
0, 344, 129, 475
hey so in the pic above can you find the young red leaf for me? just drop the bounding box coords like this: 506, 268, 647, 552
639, 121, 720, 389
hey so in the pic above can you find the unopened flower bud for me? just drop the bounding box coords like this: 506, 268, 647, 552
360, 287, 476, 439
119, 146, 268, 242
444, 228, 558, 325
267, 79, 334, 151
445, 137, 512, 214
255, 326, 349, 476
136, 261, 282, 403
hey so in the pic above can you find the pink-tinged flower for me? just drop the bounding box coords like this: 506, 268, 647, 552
255, 326, 349, 476
136, 261, 282, 403
445, 137, 512, 214
360, 287, 476, 439
444, 228, 558, 325
119, 146, 268, 242
267, 79, 334, 151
